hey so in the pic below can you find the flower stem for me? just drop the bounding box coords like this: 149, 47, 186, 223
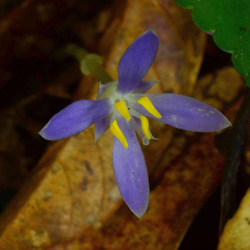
220, 86, 250, 233
66, 44, 113, 84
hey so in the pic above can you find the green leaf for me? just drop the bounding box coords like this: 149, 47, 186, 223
175, 0, 250, 87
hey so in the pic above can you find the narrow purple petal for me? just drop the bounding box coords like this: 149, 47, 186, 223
39, 99, 111, 140
133, 80, 159, 93
94, 114, 110, 142
112, 118, 149, 218
117, 30, 159, 94
134, 94, 231, 132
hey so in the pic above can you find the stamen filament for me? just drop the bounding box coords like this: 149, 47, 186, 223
137, 96, 161, 118
140, 115, 151, 140
115, 100, 131, 121
110, 120, 128, 148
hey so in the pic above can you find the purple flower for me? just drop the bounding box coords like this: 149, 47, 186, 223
39, 30, 231, 218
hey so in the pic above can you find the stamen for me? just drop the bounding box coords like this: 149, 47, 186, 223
140, 115, 151, 140
142, 137, 150, 146
110, 120, 128, 148
137, 96, 161, 118
115, 100, 131, 121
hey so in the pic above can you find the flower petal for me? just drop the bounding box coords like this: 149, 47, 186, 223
39, 99, 111, 140
133, 94, 231, 132
112, 118, 149, 218
117, 30, 159, 94
94, 114, 110, 142
133, 80, 159, 93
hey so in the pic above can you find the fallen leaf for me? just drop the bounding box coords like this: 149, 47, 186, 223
0, 129, 121, 249
54, 132, 225, 250
0, 0, 210, 249
50, 67, 244, 249
100, 0, 205, 95
218, 102, 250, 249
218, 187, 250, 250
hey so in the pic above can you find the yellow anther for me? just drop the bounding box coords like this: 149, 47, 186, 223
114, 100, 131, 121
137, 96, 161, 118
140, 115, 151, 140
110, 120, 128, 148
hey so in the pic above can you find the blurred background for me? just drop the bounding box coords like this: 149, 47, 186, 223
0, 0, 248, 249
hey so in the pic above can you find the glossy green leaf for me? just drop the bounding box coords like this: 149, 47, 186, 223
175, 0, 250, 87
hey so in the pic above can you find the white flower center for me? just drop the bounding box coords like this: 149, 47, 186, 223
99, 82, 161, 148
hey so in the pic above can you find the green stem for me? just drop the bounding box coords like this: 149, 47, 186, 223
65, 44, 113, 84
220, 86, 250, 233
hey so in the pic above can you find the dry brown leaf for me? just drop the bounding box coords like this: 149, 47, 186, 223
218, 111, 250, 250
52, 133, 225, 250
100, 0, 205, 95
0, 0, 208, 249
50, 67, 244, 250
0, 129, 122, 249
98, 0, 206, 175
218, 188, 250, 250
